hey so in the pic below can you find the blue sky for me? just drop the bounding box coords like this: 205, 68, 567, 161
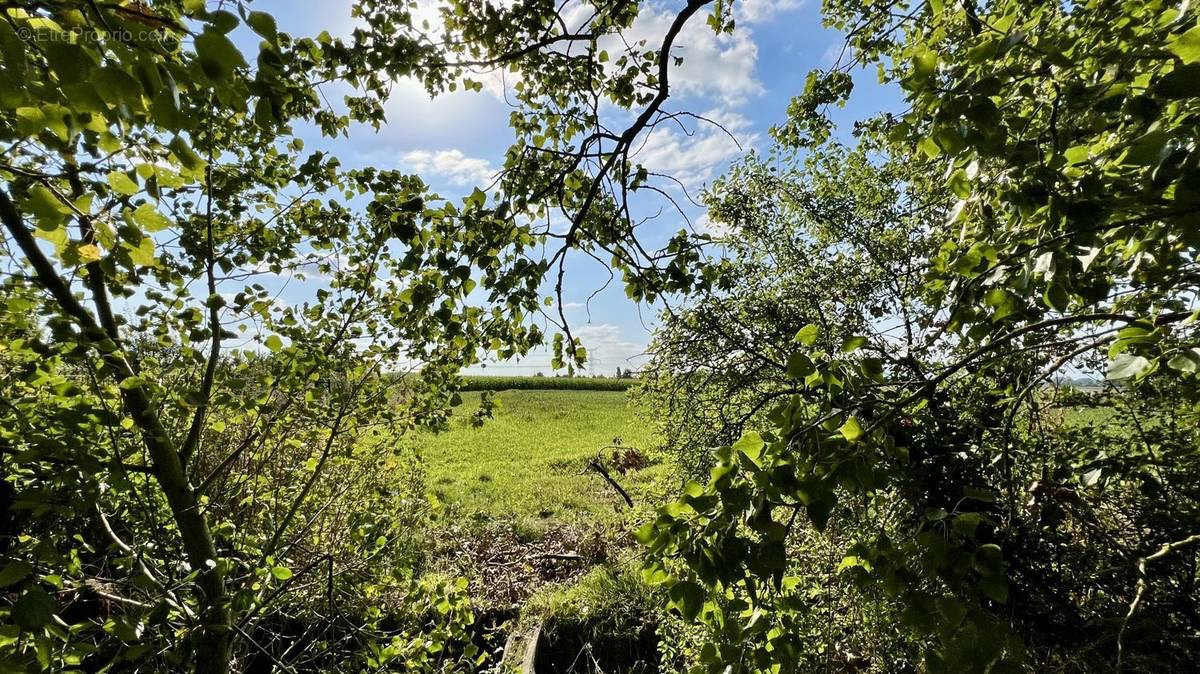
237, 0, 902, 375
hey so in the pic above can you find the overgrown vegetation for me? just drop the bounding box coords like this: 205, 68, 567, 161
638, 0, 1200, 672
3, 0, 1199, 672
636, 144, 938, 479
523, 563, 663, 674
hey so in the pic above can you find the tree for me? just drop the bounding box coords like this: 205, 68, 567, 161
640, 0, 1200, 671
0, 1, 541, 670
0, 0, 748, 670
637, 144, 941, 478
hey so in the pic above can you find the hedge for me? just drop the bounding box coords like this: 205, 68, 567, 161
458, 376, 636, 391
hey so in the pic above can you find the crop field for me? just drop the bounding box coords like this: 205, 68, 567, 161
403, 389, 668, 524
459, 375, 636, 391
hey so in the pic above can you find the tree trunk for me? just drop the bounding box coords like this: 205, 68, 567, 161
0, 190, 232, 673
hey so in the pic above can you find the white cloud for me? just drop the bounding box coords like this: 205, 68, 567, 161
820, 41, 854, 67
735, 0, 806, 25
365, 0, 769, 145
597, 5, 764, 106
695, 212, 734, 238
635, 108, 757, 190
429, 0, 770, 109
401, 149, 497, 186
575, 323, 649, 369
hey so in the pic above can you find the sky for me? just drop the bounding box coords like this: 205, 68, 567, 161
236, 0, 903, 375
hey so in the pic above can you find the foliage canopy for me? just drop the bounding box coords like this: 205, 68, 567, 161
639, 0, 1200, 671
3, 0, 1200, 672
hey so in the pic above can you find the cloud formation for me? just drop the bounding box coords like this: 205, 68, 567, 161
735, 0, 806, 25
694, 212, 734, 238
575, 323, 649, 370
597, 5, 763, 106
401, 149, 497, 186
635, 108, 757, 190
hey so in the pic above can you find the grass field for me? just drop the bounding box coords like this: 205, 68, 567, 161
404, 389, 667, 524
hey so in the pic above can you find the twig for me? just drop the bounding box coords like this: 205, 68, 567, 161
1117, 532, 1200, 668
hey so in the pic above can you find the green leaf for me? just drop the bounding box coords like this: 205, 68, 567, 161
264, 335, 284, 352
24, 184, 70, 230
972, 543, 1005, 576
1167, 347, 1200, 373
108, 617, 144, 641
977, 574, 1009, 604
13, 107, 43, 137
95, 67, 144, 109
38, 104, 71, 141
253, 96, 276, 130
466, 186, 487, 207
0, 560, 32, 588
1155, 63, 1200, 99
758, 541, 787, 570
918, 136, 940, 159
807, 492, 835, 531
1063, 144, 1090, 165
118, 376, 147, 390
168, 135, 206, 172
667, 581, 705, 621
840, 335, 868, 353
132, 203, 172, 232
195, 29, 247, 82
952, 512, 982, 537
911, 47, 938, 79
75, 243, 102, 263
935, 596, 967, 627
0, 624, 18, 649
732, 431, 765, 466
1043, 282, 1070, 312
208, 9, 240, 33
838, 417, 864, 442
963, 487, 997, 503
1168, 24, 1200, 64
1106, 354, 1150, 380
634, 522, 658, 546
837, 555, 868, 573
795, 323, 819, 346
270, 566, 293, 581
247, 11, 278, 40
126, 236, 157, 267
786, 352, 814, 378
12, 588, 56, 629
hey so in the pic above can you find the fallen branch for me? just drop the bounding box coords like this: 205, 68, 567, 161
484, 551, 585, 567
586, 457, 634, 508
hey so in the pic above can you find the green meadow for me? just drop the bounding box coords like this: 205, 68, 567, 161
405, 389, 669, 524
